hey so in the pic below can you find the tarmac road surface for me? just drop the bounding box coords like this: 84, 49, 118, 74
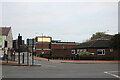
2, 59, 119, 78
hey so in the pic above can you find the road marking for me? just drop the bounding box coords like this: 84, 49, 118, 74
104, 71, 120, 78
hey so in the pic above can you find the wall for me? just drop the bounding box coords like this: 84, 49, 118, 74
35, 42, 79, 57
2, 29, 13, 49
6, 29, 13, 48
78, 48, 118, 59
52, 49, 73, 57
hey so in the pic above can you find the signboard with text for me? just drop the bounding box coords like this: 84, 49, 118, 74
36, 37, 52, 42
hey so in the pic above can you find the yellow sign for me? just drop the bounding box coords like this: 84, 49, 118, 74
37, 37, 51, 42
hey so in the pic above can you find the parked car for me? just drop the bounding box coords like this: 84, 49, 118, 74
0, 53, 5, 60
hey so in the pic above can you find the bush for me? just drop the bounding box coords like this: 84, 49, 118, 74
79, 52, 91, 56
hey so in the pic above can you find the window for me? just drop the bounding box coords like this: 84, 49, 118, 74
41, 52, 44, 54
84, 49, 87, 52
79, 49, 87, 52
71, 50, 76, 54
80, 49, 82, 52
110, 49, 113, 52
77, 49, 80, 54
97, 49, 105, 55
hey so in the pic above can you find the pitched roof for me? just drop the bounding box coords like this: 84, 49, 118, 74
0, 27, 11, 36
76, 40, 110, 49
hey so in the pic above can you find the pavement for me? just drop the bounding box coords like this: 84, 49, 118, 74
0, 56, 120, 67
0, 60, 41, 66
34, 56, 120, 64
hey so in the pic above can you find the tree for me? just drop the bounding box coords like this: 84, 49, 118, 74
110, 34, 120, 50
79, 52, 91, 56
91, 32, 106, 40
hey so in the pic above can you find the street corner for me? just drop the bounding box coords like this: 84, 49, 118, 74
1, 60, 41, 67
27, 64, 42, 67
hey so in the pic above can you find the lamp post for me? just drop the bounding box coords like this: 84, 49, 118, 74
42, 33, 43, 50
41, 33, 44, 57
35, 33, 44, 57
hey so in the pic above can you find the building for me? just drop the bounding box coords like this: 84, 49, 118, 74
35, 36, 80, 58
35, 36, 52, 56
51, 41, 79, 58
0, 27, 13, 49
13, 34, 26, 52
74, 39, 119, 60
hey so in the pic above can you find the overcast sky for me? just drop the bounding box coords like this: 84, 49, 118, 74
1, 1, 118, 42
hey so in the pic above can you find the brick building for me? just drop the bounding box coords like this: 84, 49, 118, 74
35, 36, 79, 58
74, 39, 119, 60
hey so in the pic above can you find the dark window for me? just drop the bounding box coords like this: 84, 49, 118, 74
71, 50, 75, 54
97, 49, 105, 55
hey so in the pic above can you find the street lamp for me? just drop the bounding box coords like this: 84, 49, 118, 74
35, 33, 44, 56
41, 33, 45, 57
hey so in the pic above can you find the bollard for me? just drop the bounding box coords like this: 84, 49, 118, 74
6, 54, 8, 63
14, 52, 15, 61
22, 53, 24, 64
18, 52, 20, 64
27, 52, 29, 65
32, 53, 34, 65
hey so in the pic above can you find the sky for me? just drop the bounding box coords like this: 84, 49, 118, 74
0, 0, 118, 43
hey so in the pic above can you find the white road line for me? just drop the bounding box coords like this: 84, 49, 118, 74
104, 71, 120, 78
106, 71, 120, 73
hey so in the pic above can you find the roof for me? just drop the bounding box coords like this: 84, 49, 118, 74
0, 27, 11, 36
76, 40, 110, 49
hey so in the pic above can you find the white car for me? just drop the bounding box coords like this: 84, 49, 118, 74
0, 53, 5, 60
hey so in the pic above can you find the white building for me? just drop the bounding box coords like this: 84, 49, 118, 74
0, 27, 13, 49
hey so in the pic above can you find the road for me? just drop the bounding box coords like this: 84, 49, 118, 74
2, 62, 119, 78
1, 52, 119, 78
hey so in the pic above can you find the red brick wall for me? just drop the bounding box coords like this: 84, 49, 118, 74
51, 44, 78, 49
36, 42, 79, 57
51, 49, 73, 57
36, 42, 50, 49
36, 50, 50, 55
86, 48, 117, 59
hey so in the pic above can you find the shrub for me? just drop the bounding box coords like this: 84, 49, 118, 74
79, 52, 91, 56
